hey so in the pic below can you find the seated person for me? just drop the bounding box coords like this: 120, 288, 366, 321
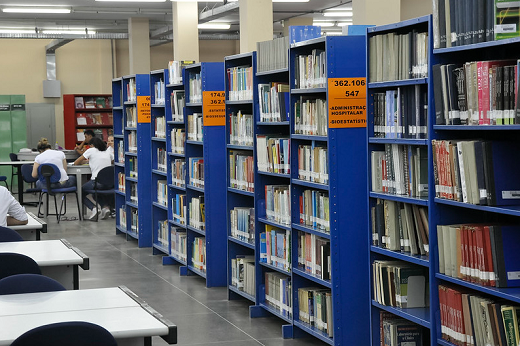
74, 137, 114, 220
75, 129, 95, 155
32, 138, 76, 189
0, 186, 28, 227
106, 135, 114, 158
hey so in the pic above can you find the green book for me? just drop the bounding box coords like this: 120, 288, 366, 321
501, 306, 518, 346
495, 1, 520, 40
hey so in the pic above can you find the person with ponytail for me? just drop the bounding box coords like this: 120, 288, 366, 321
31, 138, 76, 189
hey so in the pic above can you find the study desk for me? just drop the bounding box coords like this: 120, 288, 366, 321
0, 161, 29, 205
8, 212, 47, 240
0, 239, 88, 289
17, 150, 79, 162
0, 286, 177, 345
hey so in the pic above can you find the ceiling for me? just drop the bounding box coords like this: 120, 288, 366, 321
0, 0, 353, 41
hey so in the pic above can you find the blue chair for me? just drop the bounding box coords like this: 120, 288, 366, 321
9, 153, 19, 192
38, 163, 82, 222
0, 253, 41, 280
10, 321, 117, 346
0, 274, 65, 295
21, 163, 42, 209
0, 176, 7, 189
0, 226, 24, 242
83, 166, 115, 222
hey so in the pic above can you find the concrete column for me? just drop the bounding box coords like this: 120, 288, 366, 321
172, 1, 199, 62
239, 0, 273, 53
283, 17, 313, 36
400, 0, 432, 21
352, 0, 401, 26
128, 17, 151, 74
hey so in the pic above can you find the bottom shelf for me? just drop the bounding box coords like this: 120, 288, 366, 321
437, 339, 454, 346
293, 320, 333, 345
372, 300, 430, 328
188, 265, 207, 279
228, 285, 255, 303
153, 243, 169, 255
259, 302, 292, 323
116, 225, 127, 234
127, 230, 139, 240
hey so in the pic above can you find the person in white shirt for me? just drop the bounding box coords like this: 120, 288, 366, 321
74, 137, 114, 220
106, 135, 114, 158
0, 186, 28, 227
32, 138, 76, 189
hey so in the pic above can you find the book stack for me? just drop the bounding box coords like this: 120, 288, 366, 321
187, 113, 203, 141
231, 255, 255, 297
154, 78, 165, 105
172, 194, 186, 225
265, 185, 290, 226
265, 272, 292, 318
130, 183, 138, 203
372, 260, 428, 308
297, 288, 333, 337
126, 107, 137, 127
128, 131, 137, 153
299, 190, 329, 233
189, 196, 205, 231
171, 128, 185, 154
117, 141, 124, 163
157, 220, 168, 248
431, 140, 520, 206
77, 112, 112, 126
129, 157, 138, 178
371, 200, 430, 256
256, 36, 289, 73
229, 151, 254, 192
188, 157, 204, 189
297, 232, 331, 280
170, 90, 185, 122
372, 86, 428, 139
168, 60, 189, 85
127, 78, 136, 102
368, 30, 429, 82
154, 116, 166, 138
227, 66, 253, 101
433, 61, 519, 125
192, 237, 206, 272
229, 110, 253, 147
371, 145, 428, 198
259, 225, 291, 272
294, 97, 328, 136
256, 135, 290, 174
189, 72, 202, 103
230, 207, 255, 244
257, 83, 290, 122
119, 207, 126, 228
379, 312, 424, 346
297, 144, 328, 185
157, 180, 167, 206
171, 159, 185, 188
157, 148, 167, 172
294, 50, 326, 89
118, 172, 125, 193
170, 227, 187, 262
130, 208, 138, 233
437, 224, 520, 288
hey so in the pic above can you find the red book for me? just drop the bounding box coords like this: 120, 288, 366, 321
475, 225, 486, 286
483, 225, 496, 287
467, 226, 476, 283
439, 285, 448, 341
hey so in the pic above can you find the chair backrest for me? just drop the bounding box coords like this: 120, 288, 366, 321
21, 164, 38, 184
0, 253, 41, 280
96, 166, 115, 189
10, 321, 118, 346
0, 226, 24, 242
9, 153, 18, 162
38, 164, 61, 192
0, 274, 65, 295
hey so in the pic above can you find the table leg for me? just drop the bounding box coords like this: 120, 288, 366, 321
17, 168, 24, 205
76, 173, 83, 218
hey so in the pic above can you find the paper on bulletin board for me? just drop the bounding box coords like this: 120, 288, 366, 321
203, 91, 225, 126
137, 96, 151, 123
328, 77, 367, 128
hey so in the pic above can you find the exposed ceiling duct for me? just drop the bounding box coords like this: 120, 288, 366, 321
198, 2, 239, 24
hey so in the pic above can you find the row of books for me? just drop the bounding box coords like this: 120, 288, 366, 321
256, 36, 289, 73
189, 196, 205, 231
371, 200, 430, 257
227, 66, 253, 101
265, 272, 292, 318
171, 128, 185, 155
157, 180, 167, 206
297, 232, 330, 280
74, 96, 112, 109
172, 194, 186, 225
127, 78, 136, 102
258, 83, 290, 123
432, 139, 520, 206
187, 113, 203, 142
154, 116, 166, 138
117, 141, 124, 163
230, 207, 255, 244
188, 73, 202, 103
297, 288, 333, 337
170, 227, 187, 263
256, 136, 290, 175
154, 78, 165, 105
76, 113, 112, 126
171, 159, 185, 188
438, 284, 520, 346
229, 110, 253, 147
438, 223, 520, 288
117, 172, 125, 193
265, 185, 291, 226
380, 312, 424, 346
372, 260, 428, 309
130, 183, 137, 204
229, 151, 254, 193
157, 148, 167, 172
128, 157, 137, 178
130, 208, 138, 233
371, 145, 428, 198
294, 97, 327, 136
299, 189, 330, 233
76, 128, 112, 142
168, 60, 194, 85
297, 144, 328, 185
119, 207, 126, 229
188, 157, 204, 189
171, 90, 185, 122
294, 50, 326, 89
192, 237, 206, 273
260, 225, 291, 272
368, 30, 429, 83
372, 86, 428, 139
231, 255, 255, 297
157, 220, 168, 248
126, 107, 137, 127
433, 61, 519, 126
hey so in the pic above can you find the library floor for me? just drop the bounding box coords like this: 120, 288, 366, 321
22, 198, 329, 346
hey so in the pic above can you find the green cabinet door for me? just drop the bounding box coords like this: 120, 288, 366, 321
0, 95, 12, 180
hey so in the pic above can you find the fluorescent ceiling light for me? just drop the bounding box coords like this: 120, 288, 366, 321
227, 0, 309, 2
337, 22, 352, 26
2, 7, 71, 13
322, 31, 342, 36
97, 0, 165, 2
198, 23, 230, 29
42, 30, 97, 35
313, 22, 334, 27
171, 0, 222, 2
0, 29, 35, 34
323, 11, 353, 17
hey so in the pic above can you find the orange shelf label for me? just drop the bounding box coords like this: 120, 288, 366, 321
328, 77, 367, 128
137, 96, 151, 123
203, 91, 225, 126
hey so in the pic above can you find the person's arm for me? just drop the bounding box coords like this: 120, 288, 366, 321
7, 215, 28, 225
63, 158, 69, 171
32, 162, 40, 179
6, 194, 28, 225
74, 155, 86, 165
75, 140, 86, 154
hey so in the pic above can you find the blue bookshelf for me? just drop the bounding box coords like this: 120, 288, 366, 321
112, 77, 125, 236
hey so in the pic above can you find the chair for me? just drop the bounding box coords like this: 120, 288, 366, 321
0, 274, 65, 295
10, 321, 117, 346
0, 253, 41, 280
38, 163, 82, 223
0, 176, 7, 189
0, 226, 24, 242
83, 166, 115, 222
9, 153, 19, 192
20, 164, 41, 209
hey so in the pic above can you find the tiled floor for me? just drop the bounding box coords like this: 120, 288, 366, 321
23, 198, 329, 346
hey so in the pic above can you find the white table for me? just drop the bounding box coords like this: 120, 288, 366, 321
9, 212, 47, 240
0, 286, 176, 345
17, 150, 79, 161
0, 239, 88, 289
66, 164, 92, 217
